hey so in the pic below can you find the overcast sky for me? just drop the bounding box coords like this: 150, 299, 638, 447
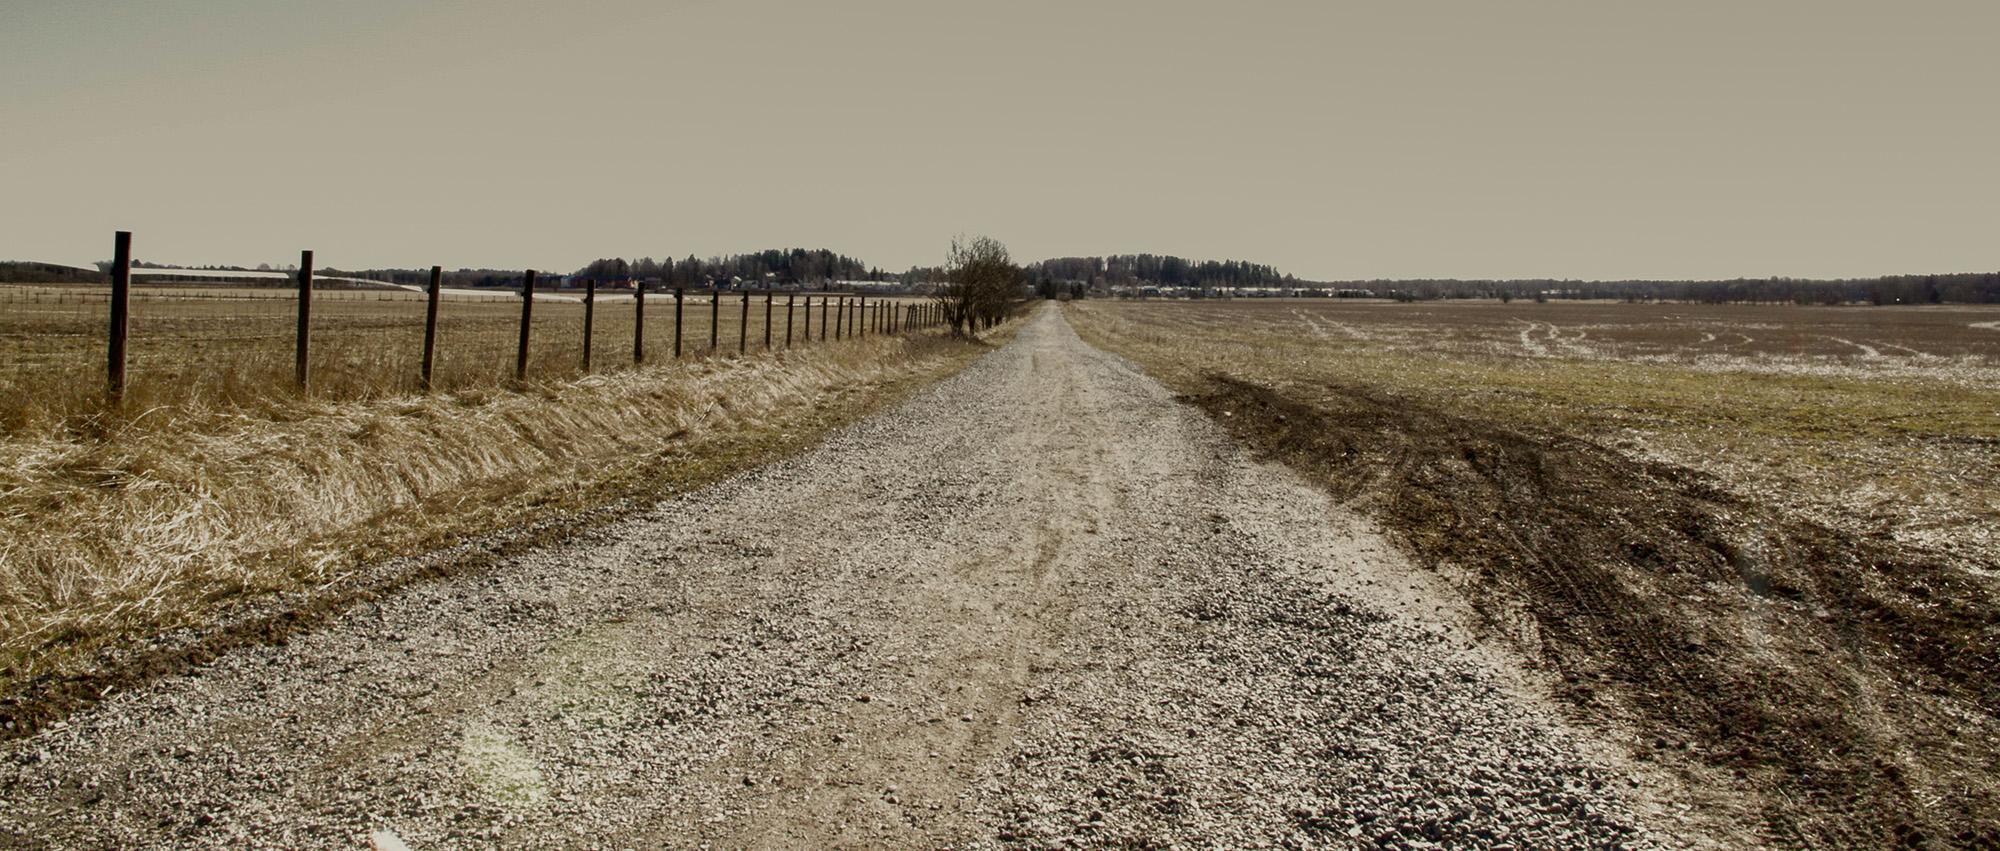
4, 0, 1995, 280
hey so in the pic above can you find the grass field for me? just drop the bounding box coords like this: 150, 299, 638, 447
1068, 299, 2000, 846
0, 284, 916, 431
1081, 300, 2000, 561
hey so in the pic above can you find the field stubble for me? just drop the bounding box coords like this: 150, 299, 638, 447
1068, 299, 2000, 847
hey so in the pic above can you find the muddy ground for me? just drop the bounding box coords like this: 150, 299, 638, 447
1180, 374, 1998, 847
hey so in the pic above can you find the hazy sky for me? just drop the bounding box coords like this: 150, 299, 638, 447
4, 0, 1995, 280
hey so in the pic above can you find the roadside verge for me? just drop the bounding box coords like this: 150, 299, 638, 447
0, 327, 1011, 739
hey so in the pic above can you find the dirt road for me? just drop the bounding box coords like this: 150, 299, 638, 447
0, 306, 1667, 848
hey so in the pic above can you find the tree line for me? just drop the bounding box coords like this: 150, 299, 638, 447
1340, 273, 2000, 305
9, 247, 1998, 305
1026, 255, 1289, 290
298, 249, 880, 291
571, 248, 879, 288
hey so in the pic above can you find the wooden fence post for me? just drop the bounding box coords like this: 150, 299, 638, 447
107, 230, 131, 402
858, 294, 866, 339
515, 269, 536, 381
709, 286, 719, 352
834, 296, 844, 341
739, 289, 749, 354
802, 294, 811, 346
421, 265, 441, 390
764, 290, 773, 349
633, 284, 646, 364
582, 277, 596, 372
819, 295, 829, 341
296, 249, 314, 392
786, 293, 796, 347
674, 287, 684, 359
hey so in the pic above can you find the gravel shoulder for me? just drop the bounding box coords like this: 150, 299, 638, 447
0, 305, 1675, 848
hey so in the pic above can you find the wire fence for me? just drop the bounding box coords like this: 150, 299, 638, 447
0, 234, 945, 428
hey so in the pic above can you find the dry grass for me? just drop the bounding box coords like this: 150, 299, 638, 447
0, 284, 916, 430
0, 306, 983, 703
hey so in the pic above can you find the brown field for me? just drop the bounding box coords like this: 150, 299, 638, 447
0, 285, 917, 431
1068, 299, 2000, 847
1153, 297, 2000, 373
1084, 299, 2000, 557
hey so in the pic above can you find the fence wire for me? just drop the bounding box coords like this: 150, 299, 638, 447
1, 277, 935, 431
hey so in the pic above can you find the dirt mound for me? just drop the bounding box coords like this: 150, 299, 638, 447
1185, 374, 1999, 847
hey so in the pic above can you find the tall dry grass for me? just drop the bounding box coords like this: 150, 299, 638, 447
0, 321, 979, 689
0, 285, 897, 430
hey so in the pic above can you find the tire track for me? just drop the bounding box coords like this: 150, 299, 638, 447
0, 306, 1663, 849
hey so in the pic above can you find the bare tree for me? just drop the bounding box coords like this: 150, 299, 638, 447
934, 234, 1021, 337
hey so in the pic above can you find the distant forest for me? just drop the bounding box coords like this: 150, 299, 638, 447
1349, 273, 2000, 305
1028, 255, 1289, 289
331, 249, 880, 290
4, 252, 1998, 304
571, 249, 877, 288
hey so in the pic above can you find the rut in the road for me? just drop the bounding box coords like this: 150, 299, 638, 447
0, 305, 1667, 849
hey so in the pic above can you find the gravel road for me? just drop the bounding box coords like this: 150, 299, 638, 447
0, 306, 1666, 848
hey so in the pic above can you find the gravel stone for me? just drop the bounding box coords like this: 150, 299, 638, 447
0, 307, 1663, 848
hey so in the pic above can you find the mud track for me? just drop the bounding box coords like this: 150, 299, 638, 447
1184, 376, 1999, 847
1, 307, 1666, 848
